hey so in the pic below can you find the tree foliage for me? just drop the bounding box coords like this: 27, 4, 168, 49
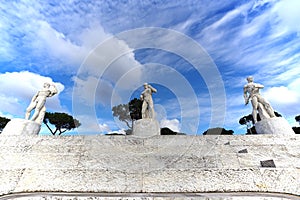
292, 127, 300, 134
203, 127, 234, 135
112, 103, 132, 129
295, 115, 300, 123
112, 98, 142, 134
43, 112, 81, 135
129, 98, 142, 121
161, 127, 177, 135
274, 111, 282, 117
239, 111, 282, 134
239, 114, 255, 126
0, 116, 10, 133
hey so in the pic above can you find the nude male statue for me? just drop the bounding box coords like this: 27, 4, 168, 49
25, 83, 58, 124
243, 76, 275, 123
140, 83, 157, 119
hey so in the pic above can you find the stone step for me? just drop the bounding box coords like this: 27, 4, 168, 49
1, 168, 299, 195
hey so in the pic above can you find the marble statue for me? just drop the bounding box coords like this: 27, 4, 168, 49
25, 82, 58, 124
243, 76, 275, 123
140, 83, 157, 119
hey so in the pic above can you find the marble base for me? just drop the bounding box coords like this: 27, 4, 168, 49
132, 118, 160, 137
255, 117, 294, 135
1, 118, 41, 136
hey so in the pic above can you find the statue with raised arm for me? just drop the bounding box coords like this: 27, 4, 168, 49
140, 83, 157, 119
243, 76, 275, 123
132, 83, 160, 136
25, 82, 58, 124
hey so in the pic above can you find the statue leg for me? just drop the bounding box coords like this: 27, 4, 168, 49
251, 96, 259, 123
148, 99, 155, 119
25, 102, 36, 120
259, 98, 275, 118
141, 101, 147, 119
35, 106, 46, 124
30, 100, 46, 121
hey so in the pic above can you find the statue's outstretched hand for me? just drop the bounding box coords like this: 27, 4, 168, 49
245, 99, 249, 105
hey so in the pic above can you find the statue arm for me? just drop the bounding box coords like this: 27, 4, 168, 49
49, 84, 58, 97
243, 86, 249, 105
148, 85, 157, 93
254, 83, 264, 89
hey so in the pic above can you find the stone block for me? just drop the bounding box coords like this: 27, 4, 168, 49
260, 168, 300, 194
132, 119, 160, 137
143, 168, 265, 193
255, 117, 294, 135
1, 118, 41, 136
14, 169, 143, 193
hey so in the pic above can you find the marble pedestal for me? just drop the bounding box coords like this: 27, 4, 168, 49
132, 119, 160, 137
1, 118, 41, 136
255, 117, 294, 135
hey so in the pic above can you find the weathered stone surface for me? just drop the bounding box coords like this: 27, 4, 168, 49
1, 118, 41, 136
0, 134, 299, 198
132, 119, 160, 137
255, 117, 294, 135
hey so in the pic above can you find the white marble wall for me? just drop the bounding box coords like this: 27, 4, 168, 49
0, 134, 299, 199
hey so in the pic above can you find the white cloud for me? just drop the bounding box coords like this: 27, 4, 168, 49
264, 86, 299, 105
107, 129, 126, 135
74, 114, 106, 134
34, 20, 87, 67
74, 114, 124, 135
99, 123, 112, 133
273, 0, 300, 34
69, 25, 150, 109
0, 71, 64, 117
211, 3, 250, 30
160, 118, 180, 132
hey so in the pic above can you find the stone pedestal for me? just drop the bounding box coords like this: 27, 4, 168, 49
255, 117, 294, 135
132, 119, 160, 137
1, 118, 41, 136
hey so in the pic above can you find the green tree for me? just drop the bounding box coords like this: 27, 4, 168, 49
112, 98, 142, 134
129, 98, 142, 120
295, 115, 300, 124
239, 114, 256, 134
293, 115, 300, 134
0, 116, 10, 133
112, 103, 132, 129
43, 112, 81, 135
239, 111, 282, 134
202, 127, 234, 135
292, 127, 300, 134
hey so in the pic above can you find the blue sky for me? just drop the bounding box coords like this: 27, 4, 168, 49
0, 0, 299, 135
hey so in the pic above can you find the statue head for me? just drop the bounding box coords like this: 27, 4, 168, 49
43, 82, 50, 88
246, 76, 253, 82
143, 83, 148, 88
